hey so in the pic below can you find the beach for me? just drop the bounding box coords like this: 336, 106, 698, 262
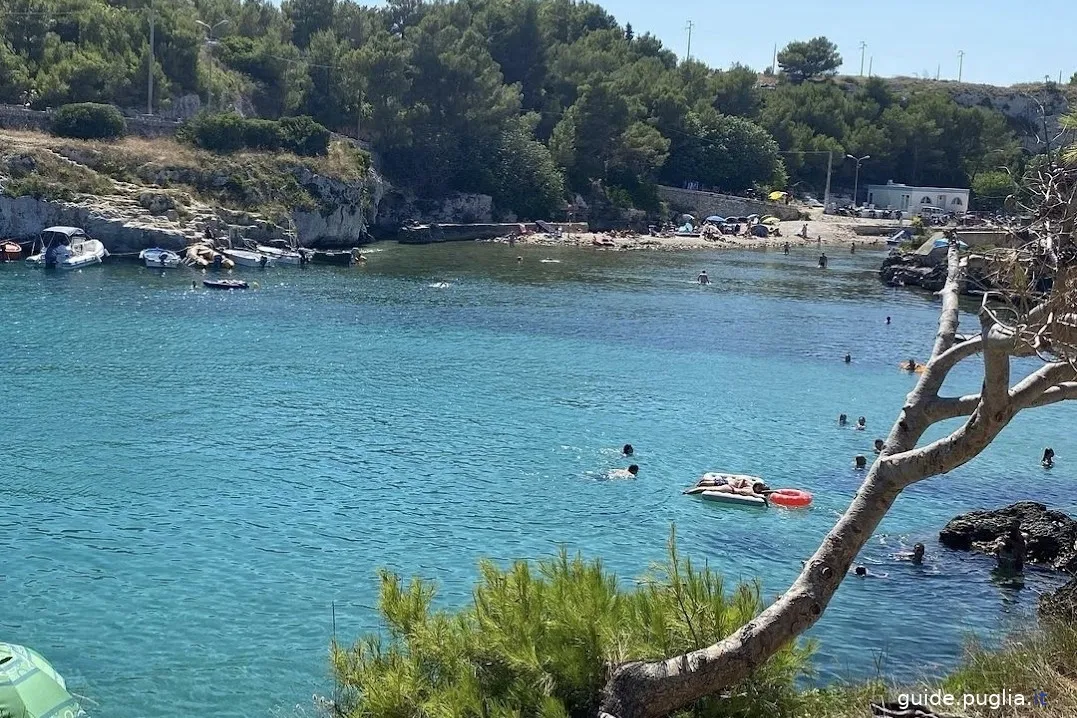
509, 211, 899, 251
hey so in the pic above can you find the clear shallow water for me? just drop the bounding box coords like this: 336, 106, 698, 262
1, 243, 1074, 717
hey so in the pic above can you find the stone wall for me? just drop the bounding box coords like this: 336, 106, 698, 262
0, 104, 183, 139
657, 186, 803, 221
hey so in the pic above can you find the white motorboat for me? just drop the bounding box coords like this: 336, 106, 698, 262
139, 247, 183, 268
25, 226, 107, 270
255, 245, 304, 265
222, 249, 273, 268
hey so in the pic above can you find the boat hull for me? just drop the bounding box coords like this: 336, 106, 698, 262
140, 248, 183, 268
310, 250, 354, 266
223, 250, 272, 268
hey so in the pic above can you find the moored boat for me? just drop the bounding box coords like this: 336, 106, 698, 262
309, 249, 355, 266
185, 244, 235, 269
25, 227, 107, 270
255, 245, 305, 265
203, 278, 249, 290
223, 249, 272, 268
139, 247, 183, 268
0, 241, 22, 262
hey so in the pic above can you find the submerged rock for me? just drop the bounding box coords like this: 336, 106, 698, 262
939, 501, 1077, 572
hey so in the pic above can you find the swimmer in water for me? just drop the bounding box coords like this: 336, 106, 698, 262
838, 413, 848, 426
854, 455, 867, 470
886, 316, 891, 325
856, 416, 866, 430
622, 443, 634, 456
697, 270, 711, 285
854, 566, 888, 578
873, 438, 885, 454
844, 353, 852, 364
905, 358, 917, 372
609, 464, 639, 479
1042, 447, 1055, 468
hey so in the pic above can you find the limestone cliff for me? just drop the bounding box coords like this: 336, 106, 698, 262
0, 131, 386, 251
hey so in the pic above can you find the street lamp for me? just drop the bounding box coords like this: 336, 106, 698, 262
846, 154, 870, 207
196, 20, 230, 111
196, 19, 229, 41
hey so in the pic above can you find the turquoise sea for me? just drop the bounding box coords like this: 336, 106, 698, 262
2, 243, 1073, 718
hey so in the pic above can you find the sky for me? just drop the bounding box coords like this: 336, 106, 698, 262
349, 0, 1076, 87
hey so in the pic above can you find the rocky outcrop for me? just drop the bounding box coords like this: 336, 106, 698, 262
374, 189, 493, 229
1040, 575, 1077, 622
939, 502, 1077, 572
879, 251, 948, 291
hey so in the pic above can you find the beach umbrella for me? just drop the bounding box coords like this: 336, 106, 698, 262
0, 643, 83, 718
678, 214, 696, 223
768, 191, 788, 201
761, 216, 781, 226
705, 215, 725, 223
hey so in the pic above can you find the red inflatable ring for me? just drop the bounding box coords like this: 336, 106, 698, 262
768, 489, 813, 508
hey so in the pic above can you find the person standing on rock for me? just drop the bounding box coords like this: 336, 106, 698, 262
994, 525, 1027, 575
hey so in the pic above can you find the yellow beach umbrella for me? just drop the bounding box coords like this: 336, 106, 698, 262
768, 191, 788, 201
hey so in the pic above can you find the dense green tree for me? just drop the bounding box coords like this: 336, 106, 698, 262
777, 36, 842, 83
283, 0, 336, 49
971, 170, 1015, 212
710, 64, 762, 119
0, 41, 31, 103
491, 115, 566, 219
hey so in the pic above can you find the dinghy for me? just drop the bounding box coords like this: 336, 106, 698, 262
140, 247, 183, 268
255, 245, 304, 265
203, 278, 249, 290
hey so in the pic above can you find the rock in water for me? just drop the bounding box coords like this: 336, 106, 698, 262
939, 501, 1077, 571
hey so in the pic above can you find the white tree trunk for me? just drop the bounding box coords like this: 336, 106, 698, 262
599, 244, 1076, 718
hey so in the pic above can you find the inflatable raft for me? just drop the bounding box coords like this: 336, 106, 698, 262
699, 490, 766, 507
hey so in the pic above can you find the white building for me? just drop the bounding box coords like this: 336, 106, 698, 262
865, 181, 970, 214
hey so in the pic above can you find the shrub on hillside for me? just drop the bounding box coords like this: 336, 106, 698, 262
276, 116, 329, 157
50, 103, 126, 140
179, 113, 329, 156
178, 113, 249, 153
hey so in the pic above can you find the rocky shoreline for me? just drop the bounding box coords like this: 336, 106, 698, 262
940, 502, 1077, 619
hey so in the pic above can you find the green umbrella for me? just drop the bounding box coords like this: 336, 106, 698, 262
0, 643, 83, 718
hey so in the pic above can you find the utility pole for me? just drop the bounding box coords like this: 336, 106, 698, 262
957, 50, 965, 82
859, 41, 867, 76
823, 151, 833, 211
147, 5, 155, 115
772, 43, 777, 74
868, 56, 873, 77
936, 63, 940, 81
685, 20, 694, 62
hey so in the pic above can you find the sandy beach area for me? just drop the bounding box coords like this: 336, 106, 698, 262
508, 211, 901, 252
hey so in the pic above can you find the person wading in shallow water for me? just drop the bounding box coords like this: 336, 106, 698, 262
1042, 447, 1055, 468
995, 525, 1027, 575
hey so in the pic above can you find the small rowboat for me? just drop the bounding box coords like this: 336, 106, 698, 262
309, 250, 355, 266
203, 279, 248, 290
140, 247, 183, 268
0, 241, 22, 261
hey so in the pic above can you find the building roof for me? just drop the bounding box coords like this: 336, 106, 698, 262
866, 183, 969, 193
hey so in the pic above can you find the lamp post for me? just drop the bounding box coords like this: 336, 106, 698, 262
196, 19, 230, 41
846, 154, 870, 207
196, 20, 229, 111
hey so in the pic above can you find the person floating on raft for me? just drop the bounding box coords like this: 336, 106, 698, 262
901, 358, 926, 373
